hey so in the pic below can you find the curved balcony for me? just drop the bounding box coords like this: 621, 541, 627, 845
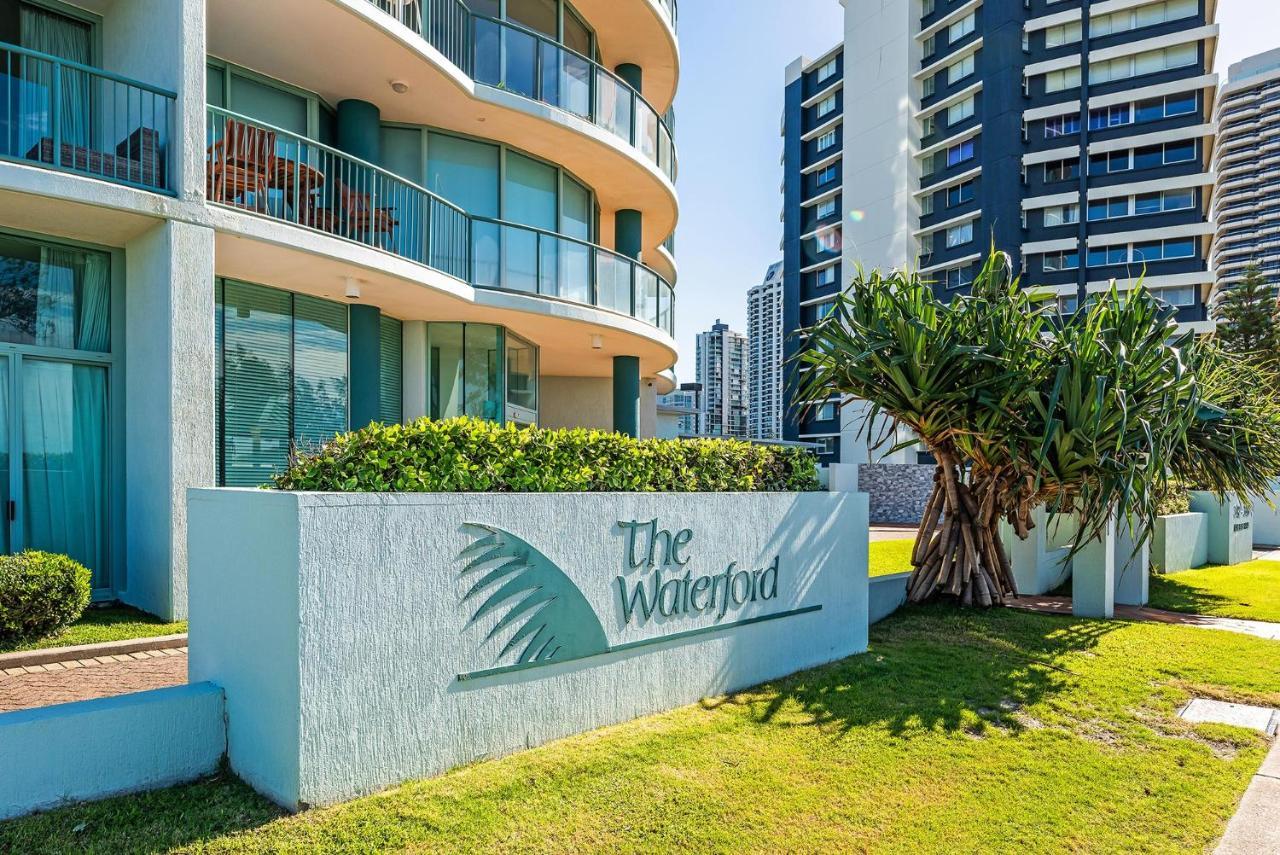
367, 1, 676, 184
206, 107, 674, 337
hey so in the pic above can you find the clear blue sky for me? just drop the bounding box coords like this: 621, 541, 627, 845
668, 0, 1275, 383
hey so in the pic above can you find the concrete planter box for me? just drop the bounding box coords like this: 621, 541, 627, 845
1189, 492, 1253, 566
869, 571, 910, 625
1151, 512, 1209, 574
1253, 480, 1280, 548
188, 489, 869, 811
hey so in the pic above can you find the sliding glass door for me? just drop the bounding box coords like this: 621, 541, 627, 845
0, 354, 108, 589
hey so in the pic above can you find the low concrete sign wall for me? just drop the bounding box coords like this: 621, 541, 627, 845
188, 490, 869, 811
1190, 492, 1253, 566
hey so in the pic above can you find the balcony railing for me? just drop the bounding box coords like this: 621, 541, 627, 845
207, 107, 674, 337
0, 41, 174, 193
367, 0, 676, 183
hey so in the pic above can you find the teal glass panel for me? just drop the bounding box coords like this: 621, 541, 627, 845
504, 152, 557, 230
560, 176, 591, 240
0, 234, 111, 353
292, 295, 348, 450
427, 133, 499, 218
379, 316, 403, 425
220, 281, 292, 487
228, 73, 308, 135
506, 332, 537, 413
21, 359, 107, 588
464, 324, 502, 421
380, 126, 425, 184
428, 323, 464, 420
206, 64, 226, 109
507, 0, 557, 37
0, 357, 8, 554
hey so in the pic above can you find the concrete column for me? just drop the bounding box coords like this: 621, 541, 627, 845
615, 63, 644, 93
613, 356, 641, 438
102, 0, 206, 200
123, 220, 216, 620
402, 320, 427, 421
1113, 514, 1150, 607
1072, 514, 1117, 619
336, 100, 382, 164
1001, 506, 1072, 597
349, 305, 382, 430
615, 210, 643, 261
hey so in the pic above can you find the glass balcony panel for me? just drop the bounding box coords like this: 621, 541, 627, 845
596, 252, 633, 316
473, 18, 502, 87
636, 104, 659, 166
502, 26, 538, 99
472, 219, 501, 288
559, 51, 592, 119
559, 239, 592, 305
595, 73, 633, 144
636, 268, 659, 325
501, 223, 539, 293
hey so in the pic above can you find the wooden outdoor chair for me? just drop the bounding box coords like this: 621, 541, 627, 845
337, 181, 399, 246
207, 117, 276, 211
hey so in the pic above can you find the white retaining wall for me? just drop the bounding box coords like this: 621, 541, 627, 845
188, 489, 870, 811
0, 683, 225, 820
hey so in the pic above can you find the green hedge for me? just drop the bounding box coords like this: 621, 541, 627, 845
0, 551, 91, 645
275, 418, 821, 493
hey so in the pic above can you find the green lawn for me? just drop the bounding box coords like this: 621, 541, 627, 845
869, 537, 915, 577
1149, 560, 1280, 623
3, 606, 1277, 854
0, 606, 187, 655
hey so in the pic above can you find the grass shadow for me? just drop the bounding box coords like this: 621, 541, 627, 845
1148, 573, 1237, 617
705, 603, 1119, 740
0, 769, 282, 855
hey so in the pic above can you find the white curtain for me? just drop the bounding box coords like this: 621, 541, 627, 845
35, 246, 75, 349
19, 5, 92, 154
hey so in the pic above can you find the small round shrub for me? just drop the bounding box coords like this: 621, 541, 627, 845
0, 551, 92, 644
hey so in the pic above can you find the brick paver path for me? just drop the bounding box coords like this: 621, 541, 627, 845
0, 647, 187, 712
1008, 596, 1280, 641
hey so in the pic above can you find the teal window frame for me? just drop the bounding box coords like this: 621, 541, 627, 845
215, 278, 351, 488
426, 322, 539, 426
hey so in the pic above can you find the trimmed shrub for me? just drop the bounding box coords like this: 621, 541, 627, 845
1156, 481, 1192, 516
275, 417, 821, 493
0, 551, 92, 644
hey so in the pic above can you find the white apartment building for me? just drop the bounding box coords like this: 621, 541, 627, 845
695, 320, 747, 438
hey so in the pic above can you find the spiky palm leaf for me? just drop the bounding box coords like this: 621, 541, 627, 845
458, 524, 609, 666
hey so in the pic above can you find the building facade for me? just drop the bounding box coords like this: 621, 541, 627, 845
783, 0, 1220, 462
747, 261, 784, 440
695, 321, 747, 438
656, 381, 700, 437
1212, 47, 1280, 300
0, 0, 680, 619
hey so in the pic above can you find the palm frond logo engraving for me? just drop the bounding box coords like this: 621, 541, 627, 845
458, 524, 609, 669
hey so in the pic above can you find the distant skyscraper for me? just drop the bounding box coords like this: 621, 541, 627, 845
1213, 47, 1280, 301
696, 320, 749, 438
748, 261, 785, 440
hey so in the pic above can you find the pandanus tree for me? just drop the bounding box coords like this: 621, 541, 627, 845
798, 252, 1280, 607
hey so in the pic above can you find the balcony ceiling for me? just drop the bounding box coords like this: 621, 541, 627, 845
206, 0, 677, 264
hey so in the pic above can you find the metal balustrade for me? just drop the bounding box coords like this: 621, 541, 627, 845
368, 0, 676, 183
0, 41, 174, 192
207, 106, 674, 337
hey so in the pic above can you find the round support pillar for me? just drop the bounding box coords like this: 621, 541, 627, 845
615, 63, 644, 93
613, 355, 641, 438
349, 304, 382, 431
615, 209, 643, 261
336, 99, 381, 164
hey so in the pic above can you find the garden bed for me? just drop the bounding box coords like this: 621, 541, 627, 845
3, 606, 1276, 854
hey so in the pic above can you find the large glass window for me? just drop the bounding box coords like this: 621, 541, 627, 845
504, 152, 557, 230
427, 323, 539, 424
217, 280, 349, 487
0, 233, 111, 353
426, 133, 500, 218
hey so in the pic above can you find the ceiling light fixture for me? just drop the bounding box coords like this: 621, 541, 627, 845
590, 334, 603, 350
344, 277, 362, 300
390, 80, 409, 94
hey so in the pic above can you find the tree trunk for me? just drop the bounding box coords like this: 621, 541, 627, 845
905, 453, 1021, 607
